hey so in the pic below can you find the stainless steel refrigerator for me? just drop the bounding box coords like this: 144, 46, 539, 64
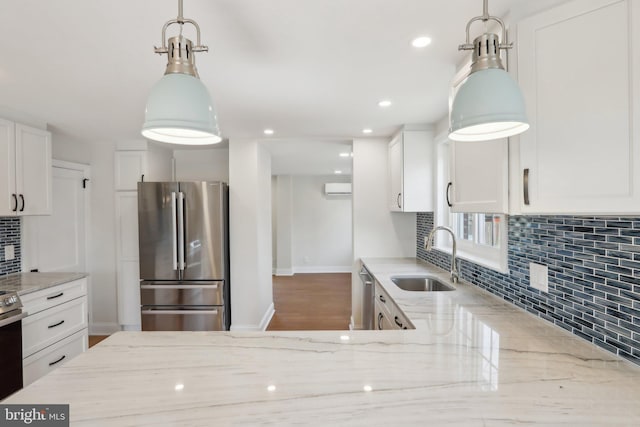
137, 181, 230, 331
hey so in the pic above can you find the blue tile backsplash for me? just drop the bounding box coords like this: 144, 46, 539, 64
417, 213, 640, 366
0, 218, 21, 275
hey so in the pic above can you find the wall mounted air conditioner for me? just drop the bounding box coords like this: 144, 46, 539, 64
324, 183, 352, 195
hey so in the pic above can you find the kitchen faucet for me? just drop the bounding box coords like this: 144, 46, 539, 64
424, 226, 459, 283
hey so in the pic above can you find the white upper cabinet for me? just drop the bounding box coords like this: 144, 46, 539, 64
449, 139, 509, 214
388, 127, 434, 212
517, 0, 640, 214
114, 151, 147, 191
0, 118, 52, 216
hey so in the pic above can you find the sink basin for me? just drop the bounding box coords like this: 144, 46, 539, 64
390, 276, 455, 292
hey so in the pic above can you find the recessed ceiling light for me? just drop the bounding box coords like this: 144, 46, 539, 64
412, 36, 432, 48
378, 100, 392, 108
264, 129, 274, 135
334, 170, 343, 175
362, 128, 373, 134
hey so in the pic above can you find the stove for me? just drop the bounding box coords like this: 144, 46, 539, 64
0, 289, 25, 400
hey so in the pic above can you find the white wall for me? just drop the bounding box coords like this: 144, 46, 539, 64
173, 148, 229, 182
273, 175, 293, 275
291, 175, 352, 273
51, 134, 119, 334
228, 139, 274, 330
351, 138, 416, 329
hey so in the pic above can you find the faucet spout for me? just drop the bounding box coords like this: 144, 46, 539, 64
425, 226, 459, 284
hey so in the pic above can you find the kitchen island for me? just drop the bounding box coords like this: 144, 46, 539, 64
4, 258, 640, 425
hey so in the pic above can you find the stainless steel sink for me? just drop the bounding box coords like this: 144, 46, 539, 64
390, 276, 455, 292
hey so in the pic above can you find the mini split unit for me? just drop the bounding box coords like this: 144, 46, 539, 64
324, 183, 352, 195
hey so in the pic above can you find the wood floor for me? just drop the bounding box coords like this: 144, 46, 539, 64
88, 335, 109, 348
267, 273, 352, 331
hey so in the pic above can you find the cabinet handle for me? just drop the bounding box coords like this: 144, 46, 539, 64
396, 193, 402, 209
523, 168, 530, 206
377, 313, 383, 330
379, 295, 386, 303
19, 194, 25, 212
446, 182, 453, 207
11, 194, 17, 212
394, 316, 403, 328
48, 320, 65, 329
47, 292, 64, 300
48, 355, 66, 367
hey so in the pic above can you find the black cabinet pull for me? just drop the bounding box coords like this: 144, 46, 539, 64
394, 316, 403, 328
48, 320, 65, 329
446, 182, 453, 207
396, 193, 402, 209
377, 313, 383, 330
48, 355, 66, 367
19, 194, 25, 212
47, 292, 64, 300
11, 194, 18, 212
523, 168, 530, 206
379, 295, 386, 303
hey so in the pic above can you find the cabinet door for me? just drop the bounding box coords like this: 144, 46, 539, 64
518, 0, 640, 213
115, 191, 141, 329
450, 139, 508, 213
115, 151, 147, 191
0, 119, 16, 216
388, 135, 404, 211
15, 124, 52, 215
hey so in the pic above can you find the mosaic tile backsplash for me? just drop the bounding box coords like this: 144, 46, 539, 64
0, 218, 21, 275
417, 212, 640, 365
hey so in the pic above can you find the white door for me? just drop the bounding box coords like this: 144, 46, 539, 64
23, 161, 89, 272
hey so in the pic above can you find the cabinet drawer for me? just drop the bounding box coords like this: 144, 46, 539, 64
23, 328, 87, 386
21, 278, 87, 316
22, 296, 88, 358
374, 283, 393, 314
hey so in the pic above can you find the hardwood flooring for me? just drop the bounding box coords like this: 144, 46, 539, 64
88, 335, 109, 348
267, 273, 352, 331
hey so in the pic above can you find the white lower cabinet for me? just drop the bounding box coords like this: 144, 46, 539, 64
374, 282, 413, 330
21, 278, 88, 385
23, 329, 87, 386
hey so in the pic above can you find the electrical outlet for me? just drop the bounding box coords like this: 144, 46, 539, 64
4, 245, 15, 261
529, 262, 548, 293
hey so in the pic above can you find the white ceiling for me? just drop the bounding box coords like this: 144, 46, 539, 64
0, 0, 567, 173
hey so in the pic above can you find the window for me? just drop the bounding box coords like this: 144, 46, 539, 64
433, 136, 509, 273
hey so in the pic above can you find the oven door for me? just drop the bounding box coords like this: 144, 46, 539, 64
0, 313, 26, 400
141, 306, 225, 331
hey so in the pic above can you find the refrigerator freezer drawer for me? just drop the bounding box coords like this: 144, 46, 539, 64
140, 281, 224, 306
141, 307, 225, 331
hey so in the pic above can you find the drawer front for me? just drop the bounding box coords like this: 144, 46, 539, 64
22, 296, 88, 358
21, 278, 87, 316
23, 328, 87, 386
141, 306, 225, 331
140, 281, 224, 306
374, 284, 393, 315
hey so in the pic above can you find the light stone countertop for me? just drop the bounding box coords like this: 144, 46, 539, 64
0, 272, 87, 295
4, 258, 640, 425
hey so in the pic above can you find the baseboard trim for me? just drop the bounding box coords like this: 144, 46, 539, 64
90, 322, 120, 335
230, 303, 275, 331
275, 268, 294, 276
293, 266, 352, 274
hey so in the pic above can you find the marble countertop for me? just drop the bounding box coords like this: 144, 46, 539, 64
0, 272, 87, 295
4, 258, 640, 425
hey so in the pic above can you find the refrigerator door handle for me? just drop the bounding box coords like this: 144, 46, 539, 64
171, 192, 178, 271
140, 284, 219, 290
141, 309, 219, 315
177, 191, 186, 270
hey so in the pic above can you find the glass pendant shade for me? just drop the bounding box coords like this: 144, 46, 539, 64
142, 73, 221, 145
449, 68, 529, 141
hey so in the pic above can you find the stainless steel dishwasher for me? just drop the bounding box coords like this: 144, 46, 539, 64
359, 265, 374, 330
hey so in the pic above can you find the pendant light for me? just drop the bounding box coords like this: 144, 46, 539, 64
449, 0, 529, 142
142, 0, 221, 145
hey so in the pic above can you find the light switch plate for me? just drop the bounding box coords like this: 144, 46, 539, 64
529, 262, 548, 293
4, 245, 15, 261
